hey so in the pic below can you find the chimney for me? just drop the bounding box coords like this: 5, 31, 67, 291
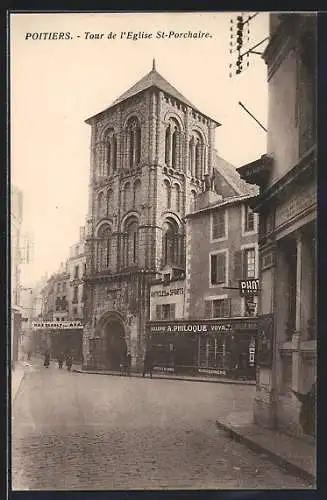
196, 174, 223, 209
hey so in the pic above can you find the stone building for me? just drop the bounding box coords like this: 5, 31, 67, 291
83, 60, 220, 370
147, 155, 259, 379
66, 226, 86, 322
11, 185, 23, 368
237, 13, 317, 437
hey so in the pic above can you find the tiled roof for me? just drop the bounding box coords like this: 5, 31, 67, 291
112, 67, 199, 110
87, 64, 220, 124
186, 194, 258, 218
214, 152, 259, 197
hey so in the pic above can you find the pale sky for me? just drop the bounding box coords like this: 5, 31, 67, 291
10, 12, 269, 287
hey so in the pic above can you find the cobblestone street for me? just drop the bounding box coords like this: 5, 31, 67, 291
12, 361, 310, 490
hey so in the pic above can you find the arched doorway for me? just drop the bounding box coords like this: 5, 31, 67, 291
103, 316, 127, 370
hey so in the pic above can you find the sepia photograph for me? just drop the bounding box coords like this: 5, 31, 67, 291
9, 11, 316, 491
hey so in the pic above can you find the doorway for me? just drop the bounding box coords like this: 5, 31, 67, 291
104, 318, 127, 370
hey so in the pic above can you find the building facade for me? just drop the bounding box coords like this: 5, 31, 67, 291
11, 185, 23, 367
39, 262, 83, 361
83, 60, 220, 370
237, 13, 317, 437
67, 226, 86, 323
147, 154, 259, 378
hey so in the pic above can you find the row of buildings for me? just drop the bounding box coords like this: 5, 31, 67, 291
36, 13, 316, 439
11, 185, 24, 368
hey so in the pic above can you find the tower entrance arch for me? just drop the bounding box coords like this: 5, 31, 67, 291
99, 312, 127, 370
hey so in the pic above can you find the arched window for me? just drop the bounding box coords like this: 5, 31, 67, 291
133, 179, 141, 208
195, 138, 201, 178
104, 128, 116, 177
97, 224, 112, 271
123, 217, 139, 267
97, 192, 104, 218
189, 131, 205, 179
107, 141, 111, 176
162, 219, 182, 267
122, 183, 131, 212
188, 138, 194, 173
189, 190, 197, 213
172, 127, 178, 169
165, 118, 180, 169
125, 116, 141, 170
163, 179, 171, 209
165, 127, 170, 164
112, 136, 117, 172
107, 189, 113, 217
172, 184, 181, 212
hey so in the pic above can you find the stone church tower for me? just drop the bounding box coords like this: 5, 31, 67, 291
83, 60, 220, 369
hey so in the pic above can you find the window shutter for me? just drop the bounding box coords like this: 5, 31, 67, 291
204, 300, 212, 318
170, 303, 176, 319
234, 250, 243, 282
242, 250, 248, 279
211, 255, 217, 285
156, 305, 162, 320
216, 253, 226, 283
223, 299, 230, 317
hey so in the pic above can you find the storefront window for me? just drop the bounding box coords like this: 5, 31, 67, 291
199, 336, 226, 370
283, 238, 297, 340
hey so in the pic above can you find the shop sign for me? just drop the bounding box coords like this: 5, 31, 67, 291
239, 279, 260, 296
32, 321, 84, 330
149, 319, 259, 335
151, 287, 184, 298
275, 183, 316, 228
149, 322, 232, 334
198, 368, 227, 376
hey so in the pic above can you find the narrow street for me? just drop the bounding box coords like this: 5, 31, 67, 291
12, 361, 308, 490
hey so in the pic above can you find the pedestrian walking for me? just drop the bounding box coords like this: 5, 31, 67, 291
27, 351, 31, 361
44, 351, 50, 368
127, 352, 132, 376
142, 350, 153, 378
120, 354, 128, 376
66, 352, 73, 371
58, 353, 64, 369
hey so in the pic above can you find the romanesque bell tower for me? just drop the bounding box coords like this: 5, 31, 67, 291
83, 60, 220, 369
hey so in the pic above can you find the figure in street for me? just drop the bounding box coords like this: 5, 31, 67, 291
66, 352, 73, 371
142, 350, 153, 379
127, 352, 132, 376
58, 353, 64, 369
44, 351, 50, 368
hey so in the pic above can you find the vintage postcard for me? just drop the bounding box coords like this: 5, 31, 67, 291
10, 11, 316, 491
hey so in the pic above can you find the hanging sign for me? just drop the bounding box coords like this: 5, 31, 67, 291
239, 279, 260, 296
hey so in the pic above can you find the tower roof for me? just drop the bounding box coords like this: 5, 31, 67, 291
86, 62, 220, 125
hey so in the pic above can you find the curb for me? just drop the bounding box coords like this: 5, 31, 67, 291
12, 368, 26, 403
215, 419, 316, 486
72, 369, 255, 386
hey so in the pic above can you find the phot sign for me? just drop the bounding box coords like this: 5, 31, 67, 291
239, 279, 260, 296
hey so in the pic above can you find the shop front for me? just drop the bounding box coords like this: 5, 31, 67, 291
32, 321, 84, 362
146, 318, 258, 379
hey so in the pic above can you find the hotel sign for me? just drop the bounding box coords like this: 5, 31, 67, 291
32, 321, 84, 330
275, 183, 316, 229
151, 287, 184, 298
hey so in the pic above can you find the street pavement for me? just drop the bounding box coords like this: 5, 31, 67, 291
11, 360, 311, 490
